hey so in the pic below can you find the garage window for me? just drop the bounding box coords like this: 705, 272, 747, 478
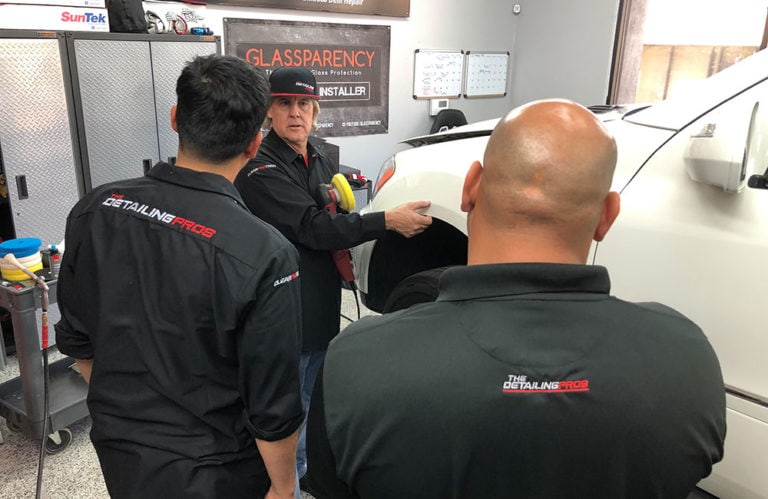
610, 0, 768, 104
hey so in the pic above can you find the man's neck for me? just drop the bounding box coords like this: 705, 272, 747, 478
173, 152, 245, 184
277, 134, 309, 158
466, 226, 589, 266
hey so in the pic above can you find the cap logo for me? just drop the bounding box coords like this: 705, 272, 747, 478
296, 81, 315, 93
270, 67, 320, 98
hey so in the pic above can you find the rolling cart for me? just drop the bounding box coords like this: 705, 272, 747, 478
0, 278, 89, 453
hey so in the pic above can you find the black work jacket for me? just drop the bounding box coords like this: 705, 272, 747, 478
235, 130, 386, 352
306, 264, 726, 499
56, 162, 303, 498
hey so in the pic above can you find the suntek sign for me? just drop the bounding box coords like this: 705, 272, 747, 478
0, 5, 109, 31
61, 11, 106, 23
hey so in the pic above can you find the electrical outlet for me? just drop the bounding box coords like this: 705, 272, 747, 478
429, 98, 449, 117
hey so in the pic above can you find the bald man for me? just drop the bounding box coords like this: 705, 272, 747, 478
303, 100, 726, 499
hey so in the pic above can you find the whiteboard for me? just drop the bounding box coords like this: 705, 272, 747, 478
412, 49, 463, 99
464, 51, 509, 98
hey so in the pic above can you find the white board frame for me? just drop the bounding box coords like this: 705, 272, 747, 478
464, 51, 509, 98
412, 49, 464, 99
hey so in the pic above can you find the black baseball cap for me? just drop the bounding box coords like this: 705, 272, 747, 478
269, 67, 321, 99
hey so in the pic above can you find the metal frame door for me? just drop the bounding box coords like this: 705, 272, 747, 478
151, 39, 220, 163
68, 34, 159, 190
0, 31, 82, 247
67, 33, 221, 189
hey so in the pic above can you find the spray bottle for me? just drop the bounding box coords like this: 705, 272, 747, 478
47, 244, 61, 280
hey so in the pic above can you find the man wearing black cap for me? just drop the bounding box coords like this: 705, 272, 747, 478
234, 67, 432, 480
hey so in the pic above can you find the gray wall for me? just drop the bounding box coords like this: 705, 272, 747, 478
510, 0, 620, 108
166, 0, 620, 177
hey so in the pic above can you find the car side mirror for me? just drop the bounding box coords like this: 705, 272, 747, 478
744, 101, 768, 190
684, 101, 768, 193
683, 119, 748, 194
747, 168, 768, 189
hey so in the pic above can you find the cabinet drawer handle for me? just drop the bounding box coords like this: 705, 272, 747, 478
16, 175, 28, 200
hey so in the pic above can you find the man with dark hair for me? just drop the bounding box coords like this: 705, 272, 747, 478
56, 54, 303, 499
305, 99, 726, 499
235, 66, 432, 481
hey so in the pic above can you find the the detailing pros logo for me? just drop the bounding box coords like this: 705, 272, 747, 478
102, 194, 217, 239
502, 374, 590, 394
274, 271, 299, 287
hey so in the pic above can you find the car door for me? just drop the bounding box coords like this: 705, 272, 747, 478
594, 82, 768, 498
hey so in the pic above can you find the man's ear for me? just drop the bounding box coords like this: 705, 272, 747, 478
593, 191, 621, 242
244, 131, 263, 159
461, 161, 483, 213
170, 106, 178, 133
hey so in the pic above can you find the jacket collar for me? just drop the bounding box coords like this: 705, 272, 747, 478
147, 161, 249, 210
437, 263, 611, 302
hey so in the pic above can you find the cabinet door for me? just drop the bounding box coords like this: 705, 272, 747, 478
151, 41, 219, 163
0, 36, 81, 247
72, 38, 159, 189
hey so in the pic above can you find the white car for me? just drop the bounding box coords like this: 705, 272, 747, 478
352, 49, 768, 498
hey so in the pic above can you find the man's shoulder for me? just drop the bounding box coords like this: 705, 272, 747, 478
252, 131, 292, 167
630, 300, 690, 320
212, 201, 297, 259
608, 297, 720, 368
236, 160, 285, 184
612, 297, 703, 335
68, 177, 151, 217
328, 302, 443, 355
74, 174, 294, 262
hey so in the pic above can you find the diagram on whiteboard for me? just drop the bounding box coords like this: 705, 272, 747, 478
465, 51, 509, 98
413, 49, 463, 99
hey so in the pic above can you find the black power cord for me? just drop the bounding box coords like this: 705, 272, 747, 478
35, 346, 49, 499
35, 276, 50, 499
340, 283, 362, 324
352, 286, 361, 320
340, 313, 355, 324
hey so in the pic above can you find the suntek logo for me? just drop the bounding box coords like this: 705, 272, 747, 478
61, 11, 107, 23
